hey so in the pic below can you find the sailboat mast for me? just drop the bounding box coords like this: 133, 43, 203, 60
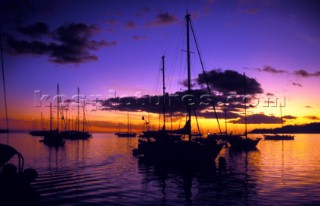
41, 112, 44, 130
127, 113, 130, 133
57, 84, 60, 131
50, 102, 53, 130
0, 30, 9, 131
224, 106, 228, 134
186, 13, 192, 140
161, 55, 166, 131
82, 106, 85, 132
77, 87, 80, 132
280, 103, 283, 128
244, 73, 248, 139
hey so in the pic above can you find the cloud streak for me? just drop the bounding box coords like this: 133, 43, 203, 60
292, 82, 302, 87
256, 65, 287, 74
256, 66, 320, 78
132, 35, 147, 41
230, 113, 282, 124
294, 70, 320, 77
147, 12, 178, 27
124, 21, 136, 29
304, 115, 320, 120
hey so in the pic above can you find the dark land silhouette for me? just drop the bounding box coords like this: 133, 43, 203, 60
250, 122, 320, 134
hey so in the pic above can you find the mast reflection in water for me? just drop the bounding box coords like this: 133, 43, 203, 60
1, 133, 320, 205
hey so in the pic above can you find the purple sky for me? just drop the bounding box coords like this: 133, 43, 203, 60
1, 0, 320, 131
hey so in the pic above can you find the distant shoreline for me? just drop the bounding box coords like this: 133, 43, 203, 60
3, 122, 320, 135
250, 122, 320, 134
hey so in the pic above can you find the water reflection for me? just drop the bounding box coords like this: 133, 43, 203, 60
1, 133, 320, 205
137, 148, 260, 205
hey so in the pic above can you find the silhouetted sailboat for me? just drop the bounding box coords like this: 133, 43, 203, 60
227, 73, 261, 150
60, 87, 91, 140
115, 114, 136, 137
0, 30, 9, 133
29, 112, 52, 136
264, 104, 294, 140
139, 56, 182, 140
133, 14, 223, 164
41, 85, 64, 146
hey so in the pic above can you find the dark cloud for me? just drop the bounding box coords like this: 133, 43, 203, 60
147, 12, 178, 27
256, 65, 287, 74
199, 110, 241, 119
99, 86, 260, 121
294, 69, 320, 77
100, 89, 211, 114
5, 22, 116, 64
124, 21, 136, 29
98, 69, 263, 115
6, 37, 50, 55
304, 115, 320, 120
132, 35, 147, 41
230, 113, 281, 124
0, 0, 54, 26
197, 69, 263, 95
16, 22, 49, 38
282, 115, 296, 120
266, 92, 274, 96
292, 82, 302, 87
180, 79, 197, 89
305, 105, 312, 108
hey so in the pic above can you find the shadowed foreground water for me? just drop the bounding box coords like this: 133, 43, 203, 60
1, 133, 320, 205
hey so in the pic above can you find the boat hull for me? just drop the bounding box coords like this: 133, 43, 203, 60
42, 131, 65, 146
60, 131, 91, 140
134, 138, 223, 164
115, 132, 136, 137
264, 134, 294, 140
227, 136, 261, 150
29, 130, 54, 136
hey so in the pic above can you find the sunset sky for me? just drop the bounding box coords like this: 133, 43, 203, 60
0, 0, 319, 133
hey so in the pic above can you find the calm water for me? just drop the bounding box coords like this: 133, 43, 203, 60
1, 133, 320, 205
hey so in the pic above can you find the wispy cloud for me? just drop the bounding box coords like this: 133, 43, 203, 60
124, 21, 136, 29
146, 12, 178, 27
294, 70, 320, 77
203, 0, 215, 15
292, 82, 302, 87
132, 35, 147, 41
256, 65, 287, 74
282, 115, 296, 120
255, 66, 320, 78
304, 115, 320, 120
